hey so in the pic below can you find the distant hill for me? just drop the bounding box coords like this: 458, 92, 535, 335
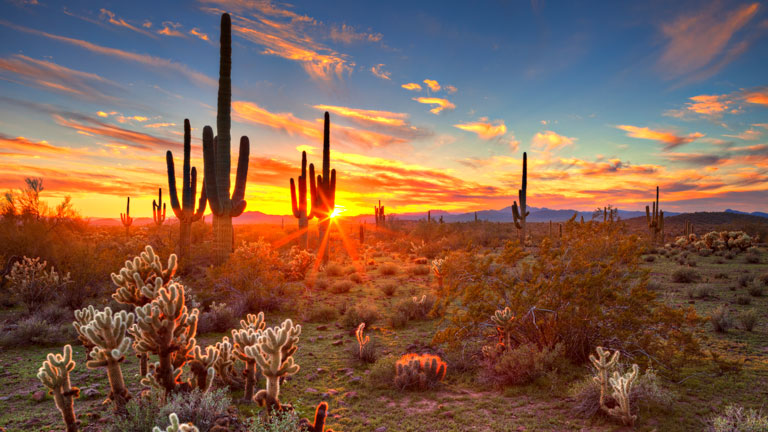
725, 209, 768, 219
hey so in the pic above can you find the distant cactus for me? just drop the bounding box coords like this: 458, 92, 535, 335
203, 13, 250, 264
645, 186, 664, 244
394, 353, 447, 390
512, 152, 529, 245
355, 322, 369, 359
120, 196, 133, 237
251, 318, 301, 412
290, 151, 314, 249
166, 119, 207, 266
490, 307, 515, 350
374, 200, 385, 227
72, 307, 134, 411
153, 188, 166, 227
131, 282, 199, 395
153, 413, 199, 432
37, 345, 79, 432
212, 336, 243, 388
684, 220, 693, 237
309, 112, 336, 265
431, 258, 445, 290
300, 401, 335, 432
359, 223, 364, 244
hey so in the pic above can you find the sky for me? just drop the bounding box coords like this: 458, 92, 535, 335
0, 0, 766, 218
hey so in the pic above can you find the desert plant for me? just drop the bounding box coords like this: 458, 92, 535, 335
342, 303, 381, 328
710, 306, 732, 333
511, 152, 529, 245
6, 256, 72, 312
212, 336, 243, 389
289, 151, 314, 250
482, 342, 564, 386
284, 246, 315, 281
687, 284, 712, 299
736, 295, 752, 305
738, 274, 752, 287
153, 413, 198, 432
710, 405, 768, 432
203, 13, 251, 264
394, 353, 447, 390
166, 119, 207, 267
606, 364, 639, 426
671, 268, 699, 283
305, 303, 338, 323
37, 344, 79, 432
198, 302, 238, 334
249, 409, 303, 432
120, 196, 133, 237
745, 253, 760, 264
355, 322, 376, 363
738, 310, 758, 332
324, 263, 344, 277
380, 281, 397, 296
152, 188, 166, 227
187, 345, 218, 392
748, 282, 764, 297
251, 319, 301, 412
431, 258, 444, 289
0, 315, 73, 347
330, 280, 353, 294
379, 262, 399, 276
232, 312, 266, 400
309, 112, 336, 265
366, 354, 398, 389
159, 388, 231, 431
299, 401, 335, 432
349, 272, 363, 283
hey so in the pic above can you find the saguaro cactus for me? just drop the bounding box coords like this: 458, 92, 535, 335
374, 200, 385, 226
37, 345, 79, 432
153, 188, 166, 226
120, 197, 133, 237
73, 307, 134, 411
685, 220, 694, 237
511, 152, 529, 245
309, 112, 336, 264
645, 186, 664, 244
167, 119, 207, 266
290, 151, 313, 249
203, 13, 250, 264
251, 318, 301, 412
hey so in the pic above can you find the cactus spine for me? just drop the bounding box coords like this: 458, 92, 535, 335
309, 112, 336, 264
203, 13, 250, 264
374, 200, 385, 226
73, 307, 134, 411
167, 119, 207, 266
511, 152, 529, 245
645, 186, 664, 244
37, 344, 80, 432
153, 188, 166, 226
120, 197, 133, 237
290, 151, 313, 249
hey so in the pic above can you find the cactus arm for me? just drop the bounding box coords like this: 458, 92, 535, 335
166, 151, 183, 220
290, 178, 300, 218
192, 168, 206, 221
181, 119, 192, 210
230, 135, 249, 217
202, 127, 222, 216
308, 163, 318, 218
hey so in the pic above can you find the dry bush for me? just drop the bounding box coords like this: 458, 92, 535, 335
408, 265, 430, 276
736, 295, 751, 305
710, 306, 732, 333
379, 262, 399, 276
481, 343, 564, 386
709, 405, 768, 432
671, 268, 700, 283
324, 263, 345, 277
330, 280, 354, 294
197, 302, 238, 334
5, 256, 71, 313
738, 274, 753, 287
745, 253, 761, 264
687, 284, 712, 299
0, 315, 75, 347
342, 303, 381, 328
284, 246, 315, 281
738, 310, 758, 331
365, 354, 398, 389
349, 272, 363, 284
758, 272, 768, 286
314, 278, 329, 291
380, 281, 398, 297
393, 294, 435, 321
571, 366, 672, 419
305, 303, 338, 323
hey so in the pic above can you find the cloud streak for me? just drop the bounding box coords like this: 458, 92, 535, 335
412, 97, 455, 114
617, 125, 704, 150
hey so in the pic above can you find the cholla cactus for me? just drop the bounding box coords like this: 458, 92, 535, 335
394, 353, 447, 390
153, 413, 199, 432
431, 258, 444, 289
490, 307, 515, 350
212, 336, 243, 388
72, 305, 97, 359
300, 401, 335, 432
187, 345, 218, 392
111, 245, 177, 307
240, 311, 266, 332
6, 256, 71, 312
231, 328, 261, 400
72, 307, 134, 411
37, 345, 80, 432
355, 323, 369, 359
131, 282, 198, 395
589, 346, 620, 410
606, 364, 639, 426
251, 319, 301, 412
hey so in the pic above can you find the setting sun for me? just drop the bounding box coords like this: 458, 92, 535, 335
330, 205, 346, 219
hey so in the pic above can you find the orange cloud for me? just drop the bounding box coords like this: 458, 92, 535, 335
0, 21, 215, 87
687, 94, 732, 115
0, 133, 76, 157
53, 114, 179, 151
370, 64, 391, 80
158, 21, 185, 37
453, 118, 507, 139
617, 125, 704, 150
99, 8, 155, 38
743, 88, 768, 105
724, 129, 763, 141
144, 122, 176, 128
401, 82, 422, 91
313, 105, 407, 127
413, 97, 455, 114
445, 85, 457, 94
423, 79, 440, 92
532, 130, 575, 152
189, 28, 210, 41
658, 2, 759, 80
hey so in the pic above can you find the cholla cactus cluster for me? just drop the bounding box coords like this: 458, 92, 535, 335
589, 346, 639, 426
72, 306, 135, 411
212, 336, 243, 388
251, 319, 302, 412
490, 307, 516, 350
37, 345, 80, 432
431, 258, 445, 289
285, 246, 315, 281
153, 413, 199, 432
6, 256, 71, 311
355, 322, 372, 361
669, 230, 758, 253
111, 245, 177, 307
231, 312, 266, 400
394, 353, 447, 390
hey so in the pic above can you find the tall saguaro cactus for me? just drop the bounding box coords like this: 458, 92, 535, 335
120, 197, 133, 238
203, 13, 250, 264
167, 119, 207, 265
153, 188, 166, 226
374, 200, 385, 226
309, 112, 336, 264
512, 152, 529, 245
645, 186, 664, 244
290, 151, 313, 249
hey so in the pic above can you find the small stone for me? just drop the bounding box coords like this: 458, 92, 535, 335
332, 340, 343, 346
316, 325, 328, 331
83, 388, 100, 398
317, 367, 328, 373
375, 427, 387, 432
32, 391, 45, 402
305, 388, 318, 394
306, 373, 319, 381
344, 391, 358, 399
350, 376, 362, 383
327, 389, 339, 396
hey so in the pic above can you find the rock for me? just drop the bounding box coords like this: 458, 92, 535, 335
305, 388, 318, 394
317, 335, 324, 340
332, 340, 343, 346
306, 373, 319, 381
344, 391, 358, 399
375, 427, 387, 432
32, 391, 45, 402
334, 334, 344, 340
0, 396, 8, 401
308, 337, 316, 342
441, 411, 454, 419
316, 325, 328, 331
350, 376, 362, 383
83, 388, 100, 398
317, 367, 328, 374
327, 389, 339, 396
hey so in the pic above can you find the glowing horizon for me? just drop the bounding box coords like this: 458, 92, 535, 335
0, 1, 766, 218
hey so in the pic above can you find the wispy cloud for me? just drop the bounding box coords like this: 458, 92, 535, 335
53, 113, 179, 151
666, 86, 768, 119
329, 23, 382, 44
616, 125, 704, 150
423, 79, 441, 92
0, 21, 215, 87
99, 8, 156, 38
401, 82, 422, 91
724, 128, 763, 140
454, 118, 507, 139
412, 97, 455, 114
158, 21, 186, 37
532, 130, 575, 152
370, 64, 391, 80
189, 27, 210, 41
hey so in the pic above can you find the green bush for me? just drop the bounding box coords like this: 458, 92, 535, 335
366, 354, 397, 389
249, 409, 303, 432
710, 306, 732, 333
325, 263, 344, 277
0, 316, 75, 348
198, 302, 238, 334
710, 405, 768, 432
380, 281, 397, 297
305, 303, 338, 323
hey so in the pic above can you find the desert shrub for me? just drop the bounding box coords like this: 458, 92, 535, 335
710, 306, 732, 333
736, 296, 752, 305
571, 366, 673, 419
379, 262, 399, 276
713, 272, 729, 280
324, 263, 344, 277
314, 278, 329, 291
380, 281, 398, 297
725, 252, 735, 260
715, 257, 725, 264
110, 390, 163, 431
330, 280, 354, 294
643, 255, 656, 262
305, 303, 338, 323
0, 316, 75, 347
709, 405, 768, 432
388, 308, 409, 328
688, 284, 712, 299
393, 295, 435, 321
358, 339, 378, 364
5, 256, 72, 313
699, 248, 712, 257
671, 268, 700, 283
738, 310, 758, 332
745, 253, 761, 264
394, 353, 447, 390
687, 259, 697, 267
284, 246, 315, 281
198, 302, 238, 334
366, 354, 397, 389
738, 274, 752, 287
481, 343, 564, 386
349, 272, 363, 284
646, 280, 661, 290
408, 265, 430, 276
159, 388, 231, 431
434, 222, 700, 363
748, 283, 764, 297
342, 303, 381, 328
758, 272, 768, 286
249, 409, 302, 432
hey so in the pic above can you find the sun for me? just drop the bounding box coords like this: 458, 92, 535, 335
329, 205, 346, 219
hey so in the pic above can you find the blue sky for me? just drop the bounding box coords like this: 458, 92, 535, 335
0, 0, 766, 217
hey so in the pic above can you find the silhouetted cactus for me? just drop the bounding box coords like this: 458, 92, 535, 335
187, 345, 218, 392
359, 223, 364, 244
120, 197, 132, 237
167, 119, 207, 266
355, 322, 369, 359
290, 151, 313, 249
309, 112, 336, 264
203, 13, 250, 264
300, 402, 335, 432
153, 188, 166, 226
375, 200, 385, 226
512, 152, 529, 245
37, 345, 79, 432
645, 186, 664, 244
